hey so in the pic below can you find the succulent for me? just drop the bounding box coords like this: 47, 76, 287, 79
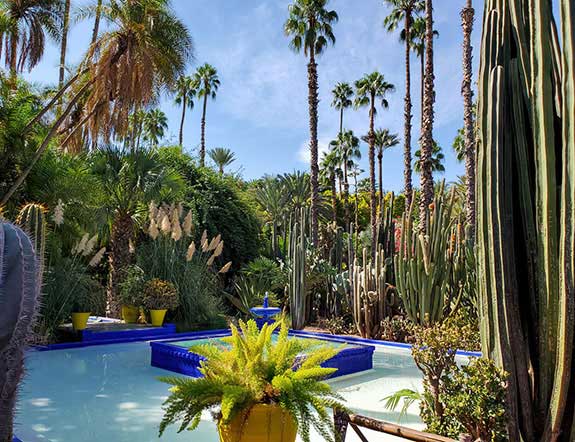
287, 208, 307, 330
0, 222, 42, 442
15, 203, 47, 275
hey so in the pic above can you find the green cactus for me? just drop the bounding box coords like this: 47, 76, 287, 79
287, 208, 307, 330
476, 0, 575, 439
376, 192, 396, 284
395, 183, 457, 326
0, 222, 42, 442
15, 203, 47, 274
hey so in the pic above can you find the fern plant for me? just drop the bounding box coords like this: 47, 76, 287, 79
158, 318, 347, 442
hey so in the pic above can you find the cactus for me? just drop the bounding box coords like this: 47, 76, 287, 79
376, 192, 396, 284
349, 246, 394, 339
0, 222, 42, 442
395, 183, 456, 326
15, 203, 47, 274
287, 208, 307, 330
476, 0, 575, 439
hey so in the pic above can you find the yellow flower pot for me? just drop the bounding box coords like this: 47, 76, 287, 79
71, 312, 91, 331
150, 309, 167, 327
121, 305, 140, 324
218, 404, 297, 442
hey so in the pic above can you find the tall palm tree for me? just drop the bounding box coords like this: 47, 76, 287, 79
320, 149, 339, 224
414, 140, 445, 173
354, 72, 395, 256
58, 0, 71, 92
330, 129, 360, 229
143, 108, 168, 146
91, 147, 183, 316
208, 147, 236, 174
373, 128, 399, 210
193, 63, 219, 167
331, 81, 353, 134
284, 0, 338, 246
0, 0, 63, 82
461, 0, 475, 238
384, 0, 423, 211
174, 75, 196, 147
0, 0, 193, 206
418, 0, 436, 227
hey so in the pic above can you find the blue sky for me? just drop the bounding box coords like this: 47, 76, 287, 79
25, 0, 482, 192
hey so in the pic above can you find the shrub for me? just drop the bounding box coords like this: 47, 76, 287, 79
380, 316, 416, 343
143, 279, 179, 310
118, 265, 146, 306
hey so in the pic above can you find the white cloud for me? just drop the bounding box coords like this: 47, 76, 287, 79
297, 137, 332, 164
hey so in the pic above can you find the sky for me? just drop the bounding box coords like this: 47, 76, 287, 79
25, 0, 483, 192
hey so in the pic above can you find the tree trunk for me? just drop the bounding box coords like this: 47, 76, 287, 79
107, 214, 134, 318
308, 51, 320, 246
461, 0, 475, 240
344, 156, 351, 231
331, 172, 337, 224
9, 30, 18, 86
200, 93, 207, 167
59, 0, 71, 97
378, 150, 384, 216
179, 94, 187, 146
419, 0, 436, 231
404, 11, 414, 210
91, 0, 103, 47
339, 107, 344, 134
368, 94, 377, 258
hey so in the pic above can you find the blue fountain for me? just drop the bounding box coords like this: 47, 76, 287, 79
249, 293, 281, 329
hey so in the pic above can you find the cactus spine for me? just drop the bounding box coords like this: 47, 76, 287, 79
0, 222, 42, 442
287, 208, 307, 330
476, 0, 575, 439
16, 203, 47, 274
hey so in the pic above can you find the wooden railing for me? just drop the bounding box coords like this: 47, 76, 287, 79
333, 410, 460, 442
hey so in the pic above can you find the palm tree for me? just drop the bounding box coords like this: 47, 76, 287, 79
143, 108, 168, 146
418, 0, 436, 226
0, 0, 63, 82
193, 63, 219, 167
331, 81, 353, 134
0, 0, 193, 206
281, 170, 310, 214
330, 129, 360, 229
461, 0, 475, 238
127, 108, 146, 150
320, 150, 339, 223
373, 129, 399, 210
284, 0, 338, 246
414, 141, 445, 173
208, 147, 236, 174
58, 0, 71, 92
91, 147, 183, 316
174, 75, 196, 147
384, 0, 423, 211
254, 177, 288, 258
90, 0, 102, 47
354, 72, 395, 256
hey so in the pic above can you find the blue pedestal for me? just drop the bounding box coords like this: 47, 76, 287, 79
250, 307, 281, 329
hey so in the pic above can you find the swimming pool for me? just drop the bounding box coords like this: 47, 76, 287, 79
14, 336, 457, 442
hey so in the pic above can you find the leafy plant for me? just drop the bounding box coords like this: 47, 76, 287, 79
380, 316, 416, 343
143, 279, 179, 311
118, 265, 145, 306
159, 319, 346, 442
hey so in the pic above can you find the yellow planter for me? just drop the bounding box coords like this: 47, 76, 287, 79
150, 309, 167, 327
71, 312, 91, 331
121, 305, 140, 324
218, 404, 297, 442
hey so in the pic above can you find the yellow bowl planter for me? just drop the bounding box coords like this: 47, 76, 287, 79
218, 404, 297, 442
150, 309, 167, 327
121, 305, 139, 324
71, 312, 91, 331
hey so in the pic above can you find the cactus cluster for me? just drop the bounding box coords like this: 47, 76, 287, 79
287, 208, 307, 330
0, 222, 42, 442
15, 203, 47, 274
376, 192, 396, 284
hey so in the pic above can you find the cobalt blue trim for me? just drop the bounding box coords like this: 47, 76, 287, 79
82, 323, 176, 342
13, 437, 23, 442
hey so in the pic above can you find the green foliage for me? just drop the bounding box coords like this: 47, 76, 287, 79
287, 208, 307, 329
380, 316, 415, 343
159, 319, 346, 442
143, 278, 179, 310
118, 265, 146, 306
240, 257, 286, 295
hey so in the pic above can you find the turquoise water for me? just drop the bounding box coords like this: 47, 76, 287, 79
16, 340, 431, 442
172, 334, 347, 349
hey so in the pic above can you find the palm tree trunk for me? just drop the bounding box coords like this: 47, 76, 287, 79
461, 0, 475, 240
200, 93, 207, 166
331, 172, 337, 224
179, 94, 187, 146
344, 157, 351, 230
308, 51, 320, 246
9, 31, 18, 86
107, 213, 134, 318
59, 0, 71, 96
419, 0, 436, 231
420, 51, 425, 130
91, 0, 102, 47
378, 151, 383, 215
404, 11, 414, 210
368, 94, 377, 258
339, 107, 344, 134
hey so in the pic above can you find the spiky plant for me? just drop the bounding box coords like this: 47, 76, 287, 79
159, 319, 346, 442
208, 147, 236, 174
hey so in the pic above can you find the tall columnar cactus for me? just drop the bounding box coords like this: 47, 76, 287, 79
349, 246, 394, 339
16, 203, 47, 274
395, 184, 456, 326
476, 0, 575, 439
376, 192, 396, 284
287, 208, 307, 330
0, 222, 42, 442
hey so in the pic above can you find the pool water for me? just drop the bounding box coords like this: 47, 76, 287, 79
171, 334, 347, 349
16, 339, 432, 442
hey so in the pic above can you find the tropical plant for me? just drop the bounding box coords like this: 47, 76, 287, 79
320, 149, 339, 223
193, 63, 219, 166
58, 0, 71, 93
90, 0, 103, 47
143, 108, 168, 146
476, 0, 575, 439
371, 128, 399, 210
287, 208, 308, 330
354, 71, 395, 257
383, 0, 424, 209
118, 264, 145, 307
253, 177, 288, 258
414, 141, 445, 173
173, 75, 196, 146
284, 0, 338, 246
331, 81, 353, 134
208, 147, 236, 174
142, 278, 179, 311
281, 170, 311, 213
158, 319, 346, 442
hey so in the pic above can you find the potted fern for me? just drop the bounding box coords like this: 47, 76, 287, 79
158, 319, 346, 442
143, 278, 179, 326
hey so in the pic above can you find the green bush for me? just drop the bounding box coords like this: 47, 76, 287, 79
118, 265, 146, 306
143, 279, 179, 310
